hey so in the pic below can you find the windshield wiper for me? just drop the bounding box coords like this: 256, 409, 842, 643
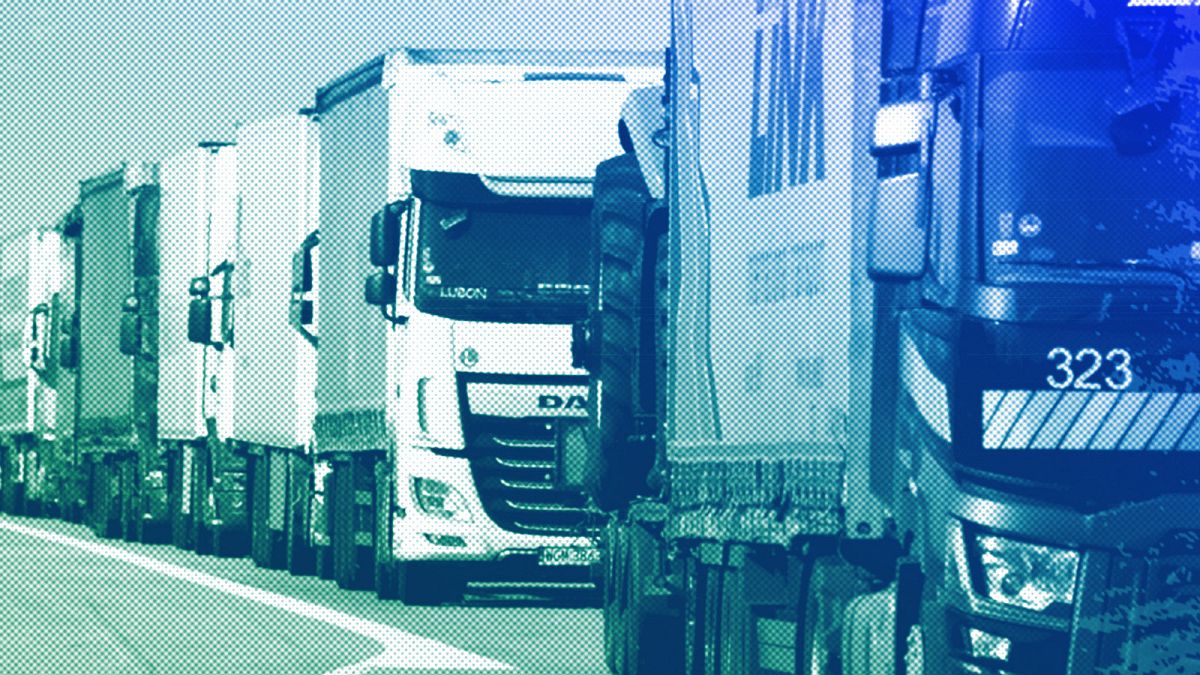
1006, 259, 1196, 289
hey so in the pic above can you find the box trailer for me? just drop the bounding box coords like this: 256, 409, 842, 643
65, 164, 160, 541
157, 143, 243, 555
231, 112, 320, 574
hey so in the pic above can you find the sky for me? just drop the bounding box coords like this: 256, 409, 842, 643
0, 0, 668, 240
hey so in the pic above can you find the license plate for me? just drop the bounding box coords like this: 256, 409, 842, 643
538, 546, 600, 566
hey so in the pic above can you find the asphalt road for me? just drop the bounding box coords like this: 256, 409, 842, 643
0, 515, 608, 674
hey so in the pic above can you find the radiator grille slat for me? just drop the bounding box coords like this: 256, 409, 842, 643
463, 413, 597, 537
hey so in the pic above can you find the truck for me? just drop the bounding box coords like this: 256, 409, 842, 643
0, 226, 61, 517
569, 0, 1200, 673
60, 164, 163, 542
310, 48, 660, 602
157, 142, 245, 555
232, 112, 321, 574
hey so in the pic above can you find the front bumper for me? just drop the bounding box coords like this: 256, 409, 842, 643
389, 447, 597, 564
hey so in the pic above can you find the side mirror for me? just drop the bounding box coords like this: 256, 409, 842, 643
369, 201, 406, 267
29, 304, 49, 371
59, 331, 78, 369
294, 231, 318, 293
119, 314, 141, 356
119, 294, 140, 356
868, 102, 931, 280
364, 271, 397, 307
291, 299, 314, 325
868, 174, 927, 279
188, 298, 214, 345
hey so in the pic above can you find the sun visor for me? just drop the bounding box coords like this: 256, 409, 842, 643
406, 76, 651, 198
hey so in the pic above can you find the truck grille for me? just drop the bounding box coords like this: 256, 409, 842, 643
463, 414, 597, 537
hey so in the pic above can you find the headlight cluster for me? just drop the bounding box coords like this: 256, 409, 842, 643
412, 477, 472, 522
973, 533, 1080, 612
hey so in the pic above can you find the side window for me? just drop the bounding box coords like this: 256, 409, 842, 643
882, 0, 926, 75
929, 95, 962, 290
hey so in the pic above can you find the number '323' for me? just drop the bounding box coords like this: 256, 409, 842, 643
1047, 347, 1133, 391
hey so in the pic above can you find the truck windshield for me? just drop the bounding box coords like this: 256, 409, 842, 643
983, 8, 1200, 281
412, 171, 591, 323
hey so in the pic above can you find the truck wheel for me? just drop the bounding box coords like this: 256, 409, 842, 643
585, 153, 656, 512
393, 561, 466, 606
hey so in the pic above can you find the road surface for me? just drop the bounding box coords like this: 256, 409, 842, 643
0, 515, 607, 674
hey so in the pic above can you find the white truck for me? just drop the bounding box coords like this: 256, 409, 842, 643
309, 49, 660, 601
157, 142, 244, 555
0, 227, 60, 517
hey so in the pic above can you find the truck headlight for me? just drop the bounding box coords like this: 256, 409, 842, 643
412, 477, 472, 522
972, 533, 1079, 612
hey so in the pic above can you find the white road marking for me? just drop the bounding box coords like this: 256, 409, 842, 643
0, 518, 512, 673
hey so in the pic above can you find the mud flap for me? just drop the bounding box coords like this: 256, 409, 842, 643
138, 455, 170, 544
250, 449, 287, 569
169, 443, 195, 551
88, 454, 121, 539
117, 454, 144, 543
332, 452, 377, 590
374, 458, 397, 600
23, 444, 44, 517
0, 442, 25, 515
313, 458, 334, 580
843, 587, 897, 675
286, 450, 316, 576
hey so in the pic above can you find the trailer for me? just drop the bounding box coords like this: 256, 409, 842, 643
64, 164, 161, 541
569, 0, 1200, 673
157, 143, 243, 555
232, 112, 320, 574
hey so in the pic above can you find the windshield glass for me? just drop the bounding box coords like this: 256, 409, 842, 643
412, 171, 591, 323
983, 9, 1200, 280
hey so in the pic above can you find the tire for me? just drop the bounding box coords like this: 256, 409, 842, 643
212, 524, 249, 558
375, 464, 398, 600
585, 153, 657, 512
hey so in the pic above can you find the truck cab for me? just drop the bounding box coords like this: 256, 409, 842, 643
360, 50, 662, 602
874, 1, 1200, 670
0, 227, 61, 518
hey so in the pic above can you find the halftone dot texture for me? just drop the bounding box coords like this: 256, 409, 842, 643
5, 0, 1200, 673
